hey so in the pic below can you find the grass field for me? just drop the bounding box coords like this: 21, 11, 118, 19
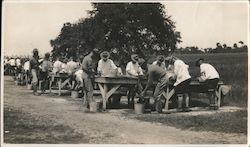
173, 53, 248, 107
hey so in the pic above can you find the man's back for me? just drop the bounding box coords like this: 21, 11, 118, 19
200, 63, 219, 80
82, 55, 92, 71
148, 64, 166, 82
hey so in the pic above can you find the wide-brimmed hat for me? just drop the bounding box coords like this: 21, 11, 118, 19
157, 55, 165, 62
131, 54, 139, 62
195, 58, 204, 66
100, 51, 110, 59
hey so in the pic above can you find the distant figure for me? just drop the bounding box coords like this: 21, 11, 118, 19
66, 56, 78, 74
40, 53, 52, 94
15, 57, 21, 67
126, 54, 143, 77
196, 58, 220, 109
23, 58, 31, 84
52, 57, 63, 74
97, 51, 117, 77
81, 48, 99, 111
152, 55, 167, 70
8, 57, 16, 76
60, 58, 68, 73
166, 56, 191, 112
29, 48, 41, 96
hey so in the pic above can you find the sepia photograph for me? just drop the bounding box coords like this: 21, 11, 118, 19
1, 0, 249, 146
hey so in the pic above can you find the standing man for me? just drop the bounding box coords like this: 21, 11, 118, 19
8, 57, 16, 77
81, 48, 99, 111
166, 56, 192, 112
152, 55, 167, 70
97, 51, 117, 77
23, 58, 31, 85
29, 48, 41, 96
196, 58, 220, 109
140, 63, 169, 113
40, 53, 52, 94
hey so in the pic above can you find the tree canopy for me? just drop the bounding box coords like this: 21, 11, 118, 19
50, 3, 181, 63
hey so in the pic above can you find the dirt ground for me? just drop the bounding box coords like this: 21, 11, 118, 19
3, 76, 247, 144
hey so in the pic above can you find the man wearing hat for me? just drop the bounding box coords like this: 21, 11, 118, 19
166, 56, 192, 112
152, 55, 167, 70
126, 54, 144, 106
126, 54, 143, 77
81, 48, 99, 111
29, 48, 41, 96
40, 52, 52, 94
196, 58, 220, 109
97, 51, 117, 77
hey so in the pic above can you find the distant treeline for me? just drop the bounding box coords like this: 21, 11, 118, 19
175, 41, 248, 54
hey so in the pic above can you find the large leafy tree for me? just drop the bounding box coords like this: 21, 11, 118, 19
50, 3, 181, 63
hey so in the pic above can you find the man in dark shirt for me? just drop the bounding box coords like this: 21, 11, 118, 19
81, 48, 99, 111
140, 64, 169, 113
29, 48, 40, 96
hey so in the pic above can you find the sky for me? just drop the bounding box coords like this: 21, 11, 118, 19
3, 1, 249, 56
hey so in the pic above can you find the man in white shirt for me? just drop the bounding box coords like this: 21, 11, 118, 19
196, 58, 220, 109
152, 55, 167, 70
97, 51, 117, 77
126, 54, 143, 77
52, 57, 63, 74
126, 54, 144, 106
23, 59, 31, 84
67, 56, 79, 74
9, 58, 16, 67
15, 58, 21, 67
166, 56, 191, 112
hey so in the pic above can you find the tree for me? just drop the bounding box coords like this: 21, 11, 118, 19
50, 3, 182, 63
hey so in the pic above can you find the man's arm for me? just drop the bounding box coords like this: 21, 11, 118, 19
110, 60, 117, 70
126, 62, 134, 76
198, 66, 207, 81
97, 60, 102, 75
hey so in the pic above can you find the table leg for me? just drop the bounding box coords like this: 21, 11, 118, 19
98, 83, 121, 111
49, 80, 52, 94
164, 88, 175, 110
58, 79, 62, 96
103, 84, 108, 110
217, 86, 222, 107
98, 83, 106, 110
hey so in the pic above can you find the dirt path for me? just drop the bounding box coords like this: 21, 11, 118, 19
3, 76, 247, 144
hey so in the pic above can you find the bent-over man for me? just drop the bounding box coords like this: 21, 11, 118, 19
166, 56, 192, 112
196, 58, 220, 109
140, 63, 169, 113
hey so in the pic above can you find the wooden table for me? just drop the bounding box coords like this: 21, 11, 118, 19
94, 76, 225, 111
94, 76, 173, 110
49, 73, 72, 96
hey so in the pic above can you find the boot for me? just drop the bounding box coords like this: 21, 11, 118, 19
183, 94, 191, 112
33, 84, 40, 96
177, 94, 183, 112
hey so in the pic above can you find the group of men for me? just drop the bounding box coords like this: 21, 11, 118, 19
6, 48, 220, 113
